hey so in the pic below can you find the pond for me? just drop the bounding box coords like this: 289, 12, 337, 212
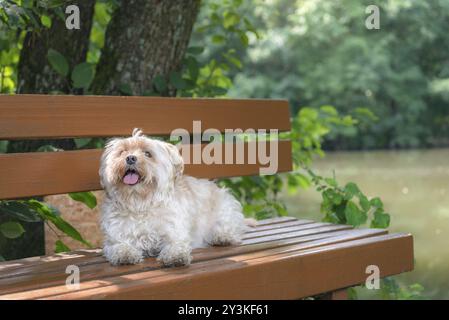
281, 148, 449, 299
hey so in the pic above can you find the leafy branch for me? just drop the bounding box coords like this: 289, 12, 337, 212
0, 195, 95, 260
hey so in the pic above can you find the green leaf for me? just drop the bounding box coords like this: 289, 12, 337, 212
187, 46, 204, 55
344, 182, 360, 200
27, 200, 92, 247
320, 105, 338, 116
186, 57, 199, 81
71, 62, 95, 89
152, 75, 167, 93
370, 197, 384, 209
118, 83, 133, 96
0, 201, 40, 222
209, 85, 227, 96
211, 34, 226, 44
142, 90, 158, 96
37, 145, 61, 152
323, 189, 342, 206
324, 177, 338, 187
223, 11, 240, 29
0, 255, 4, 262
409, 283, 424, 292
47, 49, 69, 77
371, 210, 390, 229
347, 287, 358, 300
223, 53, 242, 69
43, 0, 66, 8
69, 192, 97, 209
40, 15, 52, 28
55, 240, 71, 253
0, 141, 8, 153
359, 194, 371, 211
169, 72, 187, 90
344, 201, 367, 227
239, 33, 249, 46
272, 202, 288, 216
0, 222, 25, 239
335, 203, 347, 223
74, 138, 92, 149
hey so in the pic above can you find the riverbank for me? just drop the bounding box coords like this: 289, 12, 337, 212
281, 148, 449, 299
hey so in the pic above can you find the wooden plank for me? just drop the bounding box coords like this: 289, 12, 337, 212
243, 222, 333, 239
246, 219, 314, 232
0, 229, 388, 299
0, 224, 353, 292
35, 233, 414, 300
0, 141, 292, 199
0, 222, 354, 281
242, 224, 352, 244
0, 249, 102, 273
0, 228, 381, 287
0, 95, 290, 140
0, 217, 303, 275
254, 216, 297, 226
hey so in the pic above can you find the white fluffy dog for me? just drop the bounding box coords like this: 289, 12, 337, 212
99, 129, 249, 266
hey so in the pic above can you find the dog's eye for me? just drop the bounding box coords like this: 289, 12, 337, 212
144, 151, 152, 158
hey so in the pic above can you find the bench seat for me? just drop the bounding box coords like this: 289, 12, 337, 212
0, 216, 414, 300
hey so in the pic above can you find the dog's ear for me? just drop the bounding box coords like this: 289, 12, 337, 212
99, 137, 121, 188
164, 142, 184, 180
132, 128, 143, 137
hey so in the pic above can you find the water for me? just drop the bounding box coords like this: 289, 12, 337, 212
281, 148, 449, 299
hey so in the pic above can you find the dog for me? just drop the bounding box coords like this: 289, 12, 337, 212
99, 128, 252, 266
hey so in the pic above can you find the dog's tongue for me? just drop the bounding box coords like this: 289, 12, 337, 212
123, 172, 139, 185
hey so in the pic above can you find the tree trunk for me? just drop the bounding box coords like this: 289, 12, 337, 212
17, 1, 95, 94
92, 0, 200, 96
10, 1, 95, 152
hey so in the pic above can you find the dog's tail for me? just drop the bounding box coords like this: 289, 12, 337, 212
244, 218, 258, 228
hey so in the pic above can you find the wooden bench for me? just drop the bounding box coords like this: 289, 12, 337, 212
0, 95, 414, 300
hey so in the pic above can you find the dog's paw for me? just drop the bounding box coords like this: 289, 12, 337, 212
157, 245, 192, 267
104, 243, 143, 265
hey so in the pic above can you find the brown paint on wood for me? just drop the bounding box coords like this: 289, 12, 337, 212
242, 222, 334, 239
242, 224, 352, 244
253, 216, 297, 226
0, 222, 357, 282
0, 95, 290, 139
32, 234, 413, 300
245, 219, 315, 233
0, 141, 292, 199
0, 228, 390, 299
0, 217, 305, 275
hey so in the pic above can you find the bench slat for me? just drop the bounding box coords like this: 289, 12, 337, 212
0, 228, 389, 299
0, 141, 292, 199
0, 233, 412, 300
44, 234, 413, 300
246, 219, 315, 232
243, 221, 333, 239
0, 220, 352, 280
0, 218, 313, 276
0, 95, 290, 140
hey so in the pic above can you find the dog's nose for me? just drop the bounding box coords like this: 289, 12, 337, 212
126, 155, 137, 165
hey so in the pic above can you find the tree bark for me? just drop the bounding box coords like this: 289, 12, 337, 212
92, 0, 200, 96
17, 1, 95, 94
10, 1, 95, 152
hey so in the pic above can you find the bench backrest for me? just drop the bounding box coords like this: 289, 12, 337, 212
0, 95, 292, 200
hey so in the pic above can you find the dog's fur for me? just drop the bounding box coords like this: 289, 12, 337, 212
99, 129, 248, 266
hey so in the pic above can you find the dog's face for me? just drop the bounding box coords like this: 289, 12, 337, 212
99, 129, 184, 200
